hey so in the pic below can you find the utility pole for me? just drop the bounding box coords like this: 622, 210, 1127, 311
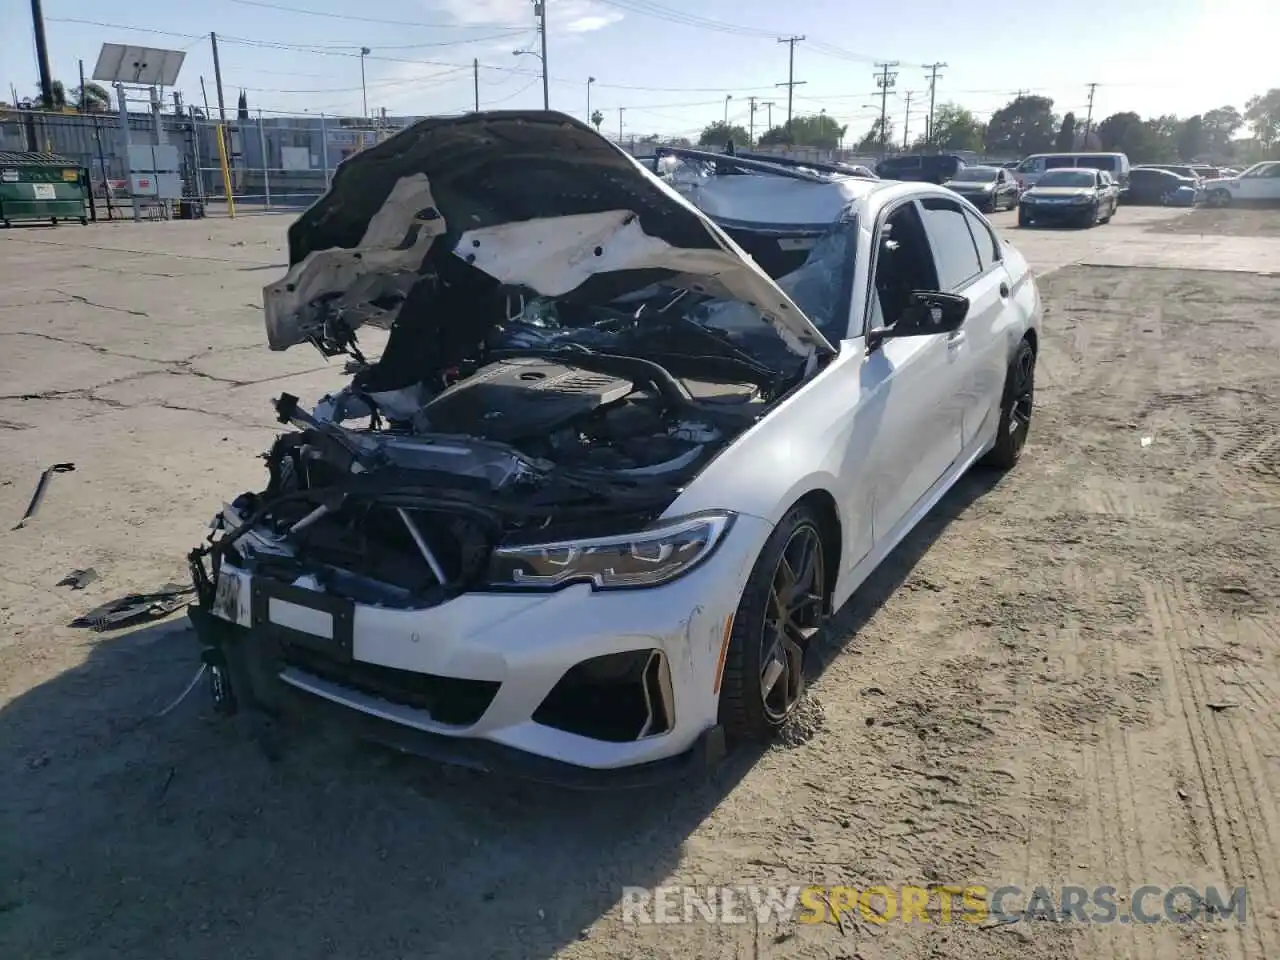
776, 36, 806, 136
764, 101, 775, 130
923, 61, 946, 147
78, 59, 87, 113
473, 59, 479, 111
748, 96, 758, 145
359, 47, 370, 117
902, 91, 914, 150
30, 0, 55, 109
618, 106, 624, 141
874, 61, 899, 151
534, 0, 549, 110
1084, 82, 1098, 142
210, 34, 228, 123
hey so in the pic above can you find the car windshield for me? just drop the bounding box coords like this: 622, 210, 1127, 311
1240, 162, 1271, 178
493, 216, 859, 370
951, 167, 999, 182
1036, 170, 1096, 188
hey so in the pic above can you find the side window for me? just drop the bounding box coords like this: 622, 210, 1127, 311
869, 202, 941, 330
918, 198, 983, 292
1017, 157, 1038, 173
1045, 156, 1075, 169
962, 207, 1001, 271
1266, 164, 1280, 178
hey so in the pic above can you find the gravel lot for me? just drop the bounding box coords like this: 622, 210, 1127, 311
1147, 205, 1280, 238
2, 205, 1278, 960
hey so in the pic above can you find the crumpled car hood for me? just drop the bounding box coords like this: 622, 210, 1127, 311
263, 111, 835, 359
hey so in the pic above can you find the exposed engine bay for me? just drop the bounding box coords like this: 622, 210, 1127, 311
193, 336, 782, 609
190, 111, 856, 612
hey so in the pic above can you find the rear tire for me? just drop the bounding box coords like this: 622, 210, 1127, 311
718, 503, 828, 742
982, 339, 1036, 470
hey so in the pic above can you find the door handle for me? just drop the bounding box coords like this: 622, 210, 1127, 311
999, 282, 1010, 299
947, 331, 967, 348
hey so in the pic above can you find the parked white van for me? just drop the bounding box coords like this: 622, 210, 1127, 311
1015, 153, 1131, 191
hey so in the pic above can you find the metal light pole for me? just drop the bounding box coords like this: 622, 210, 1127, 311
618, 106, 625, 141
359, 47, 370, 117
531, 0, 550, 110
724, 94, 733, 124
587, 76, 595, 124
513, 49, 546, 108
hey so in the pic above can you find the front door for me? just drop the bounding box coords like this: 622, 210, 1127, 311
1238, 162, 1280, 201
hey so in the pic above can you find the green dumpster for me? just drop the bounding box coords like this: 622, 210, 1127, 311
0, 152, 89, 227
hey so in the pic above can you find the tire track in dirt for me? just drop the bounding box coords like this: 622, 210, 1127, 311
1143, 579, 1278, 959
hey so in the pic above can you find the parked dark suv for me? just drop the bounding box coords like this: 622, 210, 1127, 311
874, 154, 964, 184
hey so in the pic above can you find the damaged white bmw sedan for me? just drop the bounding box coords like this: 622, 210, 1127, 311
187, 112, 1041, 786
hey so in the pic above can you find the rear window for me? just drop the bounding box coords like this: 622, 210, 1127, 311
881, 156, 921, 170
1076, 156, 1118, 172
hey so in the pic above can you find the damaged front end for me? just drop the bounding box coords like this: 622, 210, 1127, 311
186, 111, 850, 773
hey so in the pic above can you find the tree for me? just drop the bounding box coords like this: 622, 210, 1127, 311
237, 90, 249, 120
1177, 115, 1205, 160
74, 81, 111, 112
983, 95, 1057, 157
590, 109, 603, 132
924, 102, 983, 152
1055, 112, 1076, 151
1096, 111, 1142, 152
757, 126, 790, 146
855, 117, 893, 153
698, 120, 750, 148
36, 80, 70, 109
1244, 88, 1280, 148
785, 113, 847, 150
1095, 111, 1174, 163
1144, 114, 1182, 162
1202, 105, 1243, 156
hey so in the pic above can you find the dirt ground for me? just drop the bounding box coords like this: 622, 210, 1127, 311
1149, 205, 1280, 237
1, 211, 1279, 960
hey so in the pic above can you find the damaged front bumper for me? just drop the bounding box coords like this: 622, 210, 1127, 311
187, 511, 773, 787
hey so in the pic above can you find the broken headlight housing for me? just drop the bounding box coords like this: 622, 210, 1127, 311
486, 511, 736, 591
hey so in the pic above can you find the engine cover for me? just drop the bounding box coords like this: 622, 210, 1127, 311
422, 356, 634, 442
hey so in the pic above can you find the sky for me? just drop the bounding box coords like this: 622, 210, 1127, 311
6, 0, 1277, 143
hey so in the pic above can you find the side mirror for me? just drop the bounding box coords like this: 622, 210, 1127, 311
867, 291, 970, 350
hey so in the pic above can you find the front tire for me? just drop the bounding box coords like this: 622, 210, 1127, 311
982, 339, 1036, 470
1208, 189, 1231, 207
718, 504, 828, 742
1018, 209, 1031, 228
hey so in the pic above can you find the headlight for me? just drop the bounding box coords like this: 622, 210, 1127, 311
485, 511, 736, 591
1071, 195, 1092, 204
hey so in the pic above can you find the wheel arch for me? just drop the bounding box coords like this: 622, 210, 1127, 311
789, 488, 843, 613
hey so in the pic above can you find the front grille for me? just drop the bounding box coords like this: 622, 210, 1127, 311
282, 643, 499, 727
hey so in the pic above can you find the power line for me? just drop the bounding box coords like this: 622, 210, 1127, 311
590, 0, 908, 65
226, 0, 513, 29
777, 36, 806, 134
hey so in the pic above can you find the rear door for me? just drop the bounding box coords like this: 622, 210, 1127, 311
919, 197, 1011, 449
860, 199, 966, 543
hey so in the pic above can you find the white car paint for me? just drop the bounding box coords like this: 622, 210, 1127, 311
1200, 161, 1280, 202
200, 114, 1041, 777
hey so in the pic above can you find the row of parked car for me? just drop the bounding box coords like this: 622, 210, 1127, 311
870, 150, 1280, 215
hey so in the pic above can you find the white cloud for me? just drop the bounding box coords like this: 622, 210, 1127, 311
423, 0, 621, 33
